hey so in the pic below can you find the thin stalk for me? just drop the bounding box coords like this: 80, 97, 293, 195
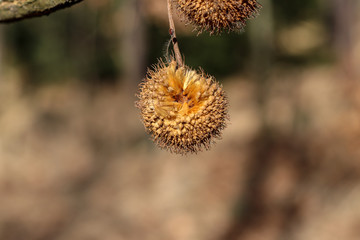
166, 0, 183, 67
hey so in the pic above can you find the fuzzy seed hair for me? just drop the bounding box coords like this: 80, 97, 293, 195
174, 0, 261, 34
136, 60, 229, 154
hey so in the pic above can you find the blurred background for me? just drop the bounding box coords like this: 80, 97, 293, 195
1, 0, 360, 239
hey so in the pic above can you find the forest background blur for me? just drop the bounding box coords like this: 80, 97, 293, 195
1, 0, 360, 240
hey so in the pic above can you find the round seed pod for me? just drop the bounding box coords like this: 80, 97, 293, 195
174, 0, 261, 34
136, 60, 229, 154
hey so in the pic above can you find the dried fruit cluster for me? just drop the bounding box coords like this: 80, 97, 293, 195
136, 0, 260, 154
136, 60, 228, 154
174, 0, 261, 34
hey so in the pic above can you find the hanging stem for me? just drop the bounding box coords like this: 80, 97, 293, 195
166, 0, 183, 67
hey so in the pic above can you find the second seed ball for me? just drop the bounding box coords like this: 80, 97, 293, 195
174, 0, 261, 34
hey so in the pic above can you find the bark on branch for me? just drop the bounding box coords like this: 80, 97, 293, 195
0, 0, 83, 23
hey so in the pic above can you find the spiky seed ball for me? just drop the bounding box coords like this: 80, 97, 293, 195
136, 60, 229, 154
174, 0, 261, 34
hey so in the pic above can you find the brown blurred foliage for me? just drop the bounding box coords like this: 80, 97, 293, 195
1, 0, 360, 240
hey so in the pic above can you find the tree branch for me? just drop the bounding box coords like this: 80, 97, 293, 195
0, 0, 83, 23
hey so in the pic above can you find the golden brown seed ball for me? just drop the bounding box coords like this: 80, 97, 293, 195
174, 0, 261, 34
136, 60, 229, 154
